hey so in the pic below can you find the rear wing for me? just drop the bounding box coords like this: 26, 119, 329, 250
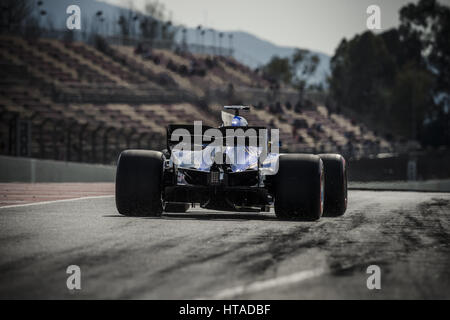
224, 105, 250, 116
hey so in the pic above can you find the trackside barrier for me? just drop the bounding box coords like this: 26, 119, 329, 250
348, 153, 450, 182
0, 155, 115, 182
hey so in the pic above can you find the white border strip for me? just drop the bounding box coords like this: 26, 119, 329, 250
0, 195, 114, 209
207, 267, 326, 299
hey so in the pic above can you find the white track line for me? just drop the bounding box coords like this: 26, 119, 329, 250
207, 267, 326, 299
0, 195, 114, 209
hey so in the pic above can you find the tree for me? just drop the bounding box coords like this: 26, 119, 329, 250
399, 0, 450, 106
139, 17, 158, 40
329, 31, 396, 118
263, 49, 320, 89
291, 48, 319, 98
139, 0, 175, 44
263, 56, 293, 85
117, 10, 132, 37
390, 62, 434, 139
0, 0, 32, 34
328, 0, 450, 146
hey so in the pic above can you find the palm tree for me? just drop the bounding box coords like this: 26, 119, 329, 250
219, 32, 224, 55
132, 14, 138, 37
196, 25, 202, 46
181, 27, 187, 51
228, 33, 233, 56
209, 28, 216, 55
200, 29, 205, 54
95, 11, 103, 34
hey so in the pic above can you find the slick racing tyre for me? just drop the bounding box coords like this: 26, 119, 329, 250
116, 150, 164, 217
274, 154, 324, 221
164, 203, 190, 213
319, 154, 347, 217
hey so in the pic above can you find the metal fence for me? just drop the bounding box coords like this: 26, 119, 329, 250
32, 28, 233, 57
0, 113, 165, 165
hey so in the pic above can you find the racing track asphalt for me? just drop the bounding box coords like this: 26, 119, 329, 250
0, 190, 449, 299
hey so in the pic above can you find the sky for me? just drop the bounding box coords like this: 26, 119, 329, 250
101, 0, 450, 55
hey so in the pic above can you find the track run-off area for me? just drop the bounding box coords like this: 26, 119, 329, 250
0, 184, 449, 299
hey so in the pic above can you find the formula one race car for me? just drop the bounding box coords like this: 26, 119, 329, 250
115, 106, 347, 220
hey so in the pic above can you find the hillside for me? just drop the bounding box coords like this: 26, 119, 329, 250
178, 29, 331, 87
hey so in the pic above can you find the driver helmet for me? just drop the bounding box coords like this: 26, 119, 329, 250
231, 115, 248, 127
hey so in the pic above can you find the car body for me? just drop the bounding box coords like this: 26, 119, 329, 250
115, 106, 347, 220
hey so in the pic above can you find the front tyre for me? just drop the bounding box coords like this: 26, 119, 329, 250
115, 150, 164, 217
319, 154, 347, 217
274, 154, 324, 221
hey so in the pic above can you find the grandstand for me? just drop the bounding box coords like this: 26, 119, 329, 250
0, 33, 393, 164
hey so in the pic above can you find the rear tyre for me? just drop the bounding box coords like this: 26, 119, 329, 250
164, 203, 190, 213
319, 154, 347, 217
274, 154, 324, 221
115, 150, 164, 217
